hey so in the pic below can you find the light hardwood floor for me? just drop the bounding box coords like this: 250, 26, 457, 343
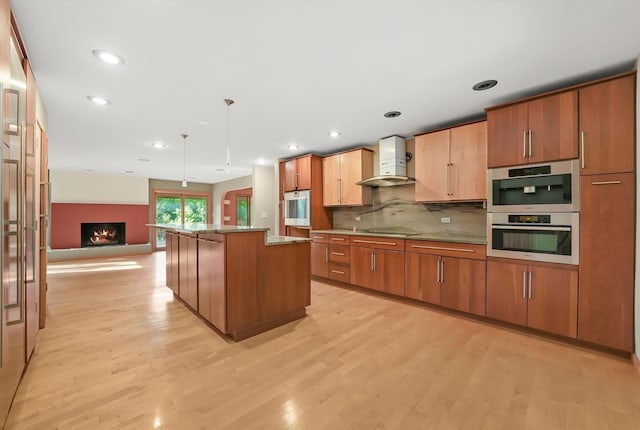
5, 253, 640, 429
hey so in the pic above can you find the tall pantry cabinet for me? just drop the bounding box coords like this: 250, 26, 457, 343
1, 2, 49, 426
577, 73, 636, 352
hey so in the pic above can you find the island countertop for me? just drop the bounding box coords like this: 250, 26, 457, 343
147, 223, 310, 246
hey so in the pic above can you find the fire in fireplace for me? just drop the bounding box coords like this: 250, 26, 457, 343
81, 222, 126, 247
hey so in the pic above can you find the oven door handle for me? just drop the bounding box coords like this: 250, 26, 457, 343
492, 224, 571, 232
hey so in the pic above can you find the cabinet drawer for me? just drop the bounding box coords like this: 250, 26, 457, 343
197, 233, 225, 243
328, 245, 350, 264
405, 240, 486, 260
310, 233, 329, 243
329, 262, 350, 283
329, 234, 351, 245
350, 236, 405, 251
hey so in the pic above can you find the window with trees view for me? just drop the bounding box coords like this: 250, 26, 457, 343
154, 193, 209, 249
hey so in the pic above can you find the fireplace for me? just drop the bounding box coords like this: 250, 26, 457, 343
81, 222, 126, 247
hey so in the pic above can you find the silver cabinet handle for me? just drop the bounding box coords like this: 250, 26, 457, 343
446, 163, 451, 196
523, 130, 527, 158
337, 178, 342, 204
312, 235, 326, 239
528, 130, 532, 158
410, 244, 475, 253
522, 271, 527, 299
581, 131, 585, 169
353, 239, 397, 246
325, 247, 328, 262
591, 181, 622, 185
373, 252, 376, 271
331, 269, 345, 275
436, 259, 441, 283
528, 271, 532, 299
440, 260, 444, 283
331, 252, 345, 256
331, 237, 345, 241
370, 251, 374, 271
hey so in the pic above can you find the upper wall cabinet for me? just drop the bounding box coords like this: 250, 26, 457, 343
578, 74, 636, 176
415, 121, 487, 202
487, 91, 578, 167
323, 149, 373, 206
282, 154, 312, 192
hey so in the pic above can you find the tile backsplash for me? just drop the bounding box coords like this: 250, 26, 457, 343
332, 184, 487, 238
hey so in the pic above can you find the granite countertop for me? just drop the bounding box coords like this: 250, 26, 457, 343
147, 223, 269, 234
311, 229, 487, 245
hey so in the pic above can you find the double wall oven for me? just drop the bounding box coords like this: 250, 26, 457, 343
487, 159, 579, 265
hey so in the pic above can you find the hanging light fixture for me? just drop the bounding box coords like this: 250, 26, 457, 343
181, 133, 188, 187
224, 98, 234, 173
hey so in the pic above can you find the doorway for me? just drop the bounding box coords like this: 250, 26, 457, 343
222, 187, 252, 226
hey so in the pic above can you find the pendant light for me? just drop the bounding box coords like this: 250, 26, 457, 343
224, 98, 234, 172
181, 133, 188, 187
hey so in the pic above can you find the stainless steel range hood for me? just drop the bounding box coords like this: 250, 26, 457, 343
357, 136, 415, 187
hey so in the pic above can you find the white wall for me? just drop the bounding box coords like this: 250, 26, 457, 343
50, 170, 149, 204
635, 56, 640, 360
211, 175, 253, 225
252, 165, 276, 234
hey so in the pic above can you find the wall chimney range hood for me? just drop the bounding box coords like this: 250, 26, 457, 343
357, 135, 415, 187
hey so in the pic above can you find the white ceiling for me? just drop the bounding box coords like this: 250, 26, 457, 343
11, 0, 640, 184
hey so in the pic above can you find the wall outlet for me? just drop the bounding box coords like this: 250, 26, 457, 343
355, 216, 361, 221
440, 217, 451, 224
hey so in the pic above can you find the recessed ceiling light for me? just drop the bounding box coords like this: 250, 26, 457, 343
189, 176, 198, 180
472, 79, 498, 91
138, 158, 150, 162
87, 96, 111, 106
216, 168, 225, 172
287, 143, 300, 151
124, 170, 135, 174
384, 111, 401, 118
197, 120, 209, 125
151, 141, 167, 149
84, 169, 94, 172
92, 49, 125, 65
328, 130, 341, 138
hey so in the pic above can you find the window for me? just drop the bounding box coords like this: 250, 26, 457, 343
153, 191, 209, 250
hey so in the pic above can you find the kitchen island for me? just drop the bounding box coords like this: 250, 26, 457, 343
150, 224, 311, 340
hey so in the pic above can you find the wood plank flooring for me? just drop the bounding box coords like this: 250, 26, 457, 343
5, 252, 640, 429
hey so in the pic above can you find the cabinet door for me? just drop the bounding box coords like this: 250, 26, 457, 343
165, 231, 173, 290
449, 122, 487, 201
310, 242, 329, 278
414, 130, 449, 202
322, 155, 340, 206
487, 103, 529, 167
441, 257, 486, 316
579, 76, 635, 175
526, 265, 578, 338
350, 246, 375, 289
283, 159, 297, 192
374, 250, 405, 296
486, 260, 528, 326
340, 150, 372, 206
296, 155, 312, 190
527, 90, 578, 164
198, 238, 226, 332
405, 252, 440, 304
179, 235, 198, 310
579, 173, 634, 351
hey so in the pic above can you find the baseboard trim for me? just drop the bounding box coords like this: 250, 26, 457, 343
47, 243, 152, 261
633, 353, 640, 378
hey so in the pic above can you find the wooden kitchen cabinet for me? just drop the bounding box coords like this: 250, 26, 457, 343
310, 233, 329, 278
197, 235, 226, 332
350, 236, 405, 296
579, 173, 634, 351
415, 121, 487, 202
282, 154, 312, 192
578, 74, 636, 176
487, 91, 578, 167
405, 241, 486, 316
178, 233, 198, 310
165, 230, 179, 295
322, 149, 373, 206
487, 260, 578, 338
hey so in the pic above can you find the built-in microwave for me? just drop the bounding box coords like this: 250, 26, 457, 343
487, 212, 579, 265
284, 190, 311, 226
488, 159, 579, 213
